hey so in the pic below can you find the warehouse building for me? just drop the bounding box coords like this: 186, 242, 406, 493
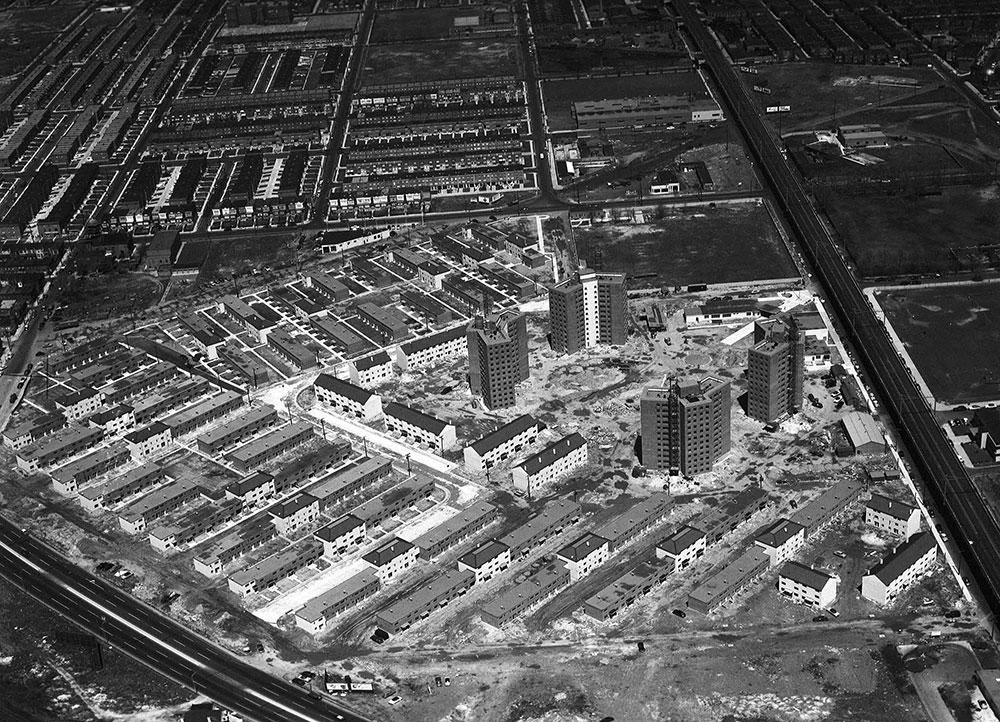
464, 414, 545, 473
194, 518, 277, 577
294, 569, 380, 635
196, 405, 278, 454
352, 475, 436, 529
314, 373, 383, 420
362, 536, 419, 584
574, 95, 723, 132
458, 540, 511, 584
480, 561, 570, 628
582, 558, 675, 621
78, 462, 164, 512
161, 391, 244, 438
145, 230, 182, 270
383, 401, 457, 452
270, 493, 321, 535
375, 569, 475, 634
50, 442, 132, 495
683, 298, 760, 328
118, 479, 202, 534
393, 325, 466, 371
498, 498, 582, 558
511, 432, 588, 496
148, 498, 243, 553
225, 420, 314, 473
593, 493, 673, 552
306, 455, 393, 511
348, 351, 395, 388
17, 425, 104, 472
315, 514, 366, 557
686, 547, 769, 613
841, 411, 886, 455
410, 500, 499, 560
837, 124, 887, 148
228, 540, 323, 597
777, 562, 838, 609
861, 532, 937, 606
865, 494, 920, 540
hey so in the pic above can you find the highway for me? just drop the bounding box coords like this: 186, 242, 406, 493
672, 0, 1000, 618
0, 519, 371, 722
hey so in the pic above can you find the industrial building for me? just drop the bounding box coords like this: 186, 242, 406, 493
640, 376, 731, 475
314, 373, 383, 420
865, 494, 920, 540
511, 432, 588, 496
573, 95, 723, 132
837, 124, 887, 148
225, 419, 314, 473
145, 230, 182, 270
840, 412, 886, 455
375, 569, 475, 634
548, 269, 627, 354
382, 401, 457, 452
227, 540, 324, 597
861, 532, 937, 605
746, 317, 804, 423
294, 569, 380, 635
582, 558, 675, 621
410, 500, 499, 560
464, 414, 546, 473
466, 311, 529, 409
777, 562, 838, 609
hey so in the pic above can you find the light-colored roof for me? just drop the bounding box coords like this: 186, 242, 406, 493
841, 411, 884, 449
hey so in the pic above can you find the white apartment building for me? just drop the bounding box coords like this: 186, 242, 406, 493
511, 432, 588, 494
316, 514, 367, 557
393, 325, 466, 372
861, 532, 937, 606
362, 537, 419, 584
458, 540, 512, 584
348, 351, 395, 388
270, 494, 320, 536
754, 519, 806, 567
778, 562, 838, 609
464, 414, 546, 473
865, 494, 920, 540
313, 373, 383, 421
557, 533, 610, 582
383, 401, 457, 452
656, 525, 708, 570
123, 422, 173, 460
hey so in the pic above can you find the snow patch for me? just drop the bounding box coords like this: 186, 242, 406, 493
252, 559, 368, 625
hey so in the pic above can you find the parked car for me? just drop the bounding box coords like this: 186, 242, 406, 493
671, 609, 686, 618
387, 695, 402, 705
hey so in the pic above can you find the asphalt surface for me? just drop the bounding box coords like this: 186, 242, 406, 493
672, 0, 1000, 618
0, 519, 371, 722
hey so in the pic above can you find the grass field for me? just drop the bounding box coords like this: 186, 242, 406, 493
542, 72, 709, 131
821, 185, 1000, 277
370, 8, 480, 42
361, 40, 518, 86
878, 283, 1000, 403
0, 3, 86, 81
572, 201, 796, 287
538, 47, 690, 77
791, 139, 965, 180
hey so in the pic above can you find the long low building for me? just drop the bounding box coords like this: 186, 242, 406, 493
498, 499, 582, 558
193, 518, 277, 577
861, 532, 937, 606
17, 425, 104, 472
409, 500, 499, 560
375, 569, 475, 634
196, 405, 278, 454
118, 478, 202, 534
593, 493, 673, 552
393, 325, 466, 371
351, 475, 436, 529
3, 412, 66, 450
313, 373, 383, 421
161, 390, 244, 437
686, 547, 770, 614
464, 414, 546, 473
582, 558, 676, 621
78, 462, 165, 511
227, 540, 323, 597
294, 569, 380, 635
480, 561, 570, 628
790, 478, 864, 539
383, 401, 457, 452
148, 498, 243, 552
511, 432, 588, 495
306, 455, 393, 511
693, 486, 770, 544
224, 420, 315, 473
50, 442, 131, 495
